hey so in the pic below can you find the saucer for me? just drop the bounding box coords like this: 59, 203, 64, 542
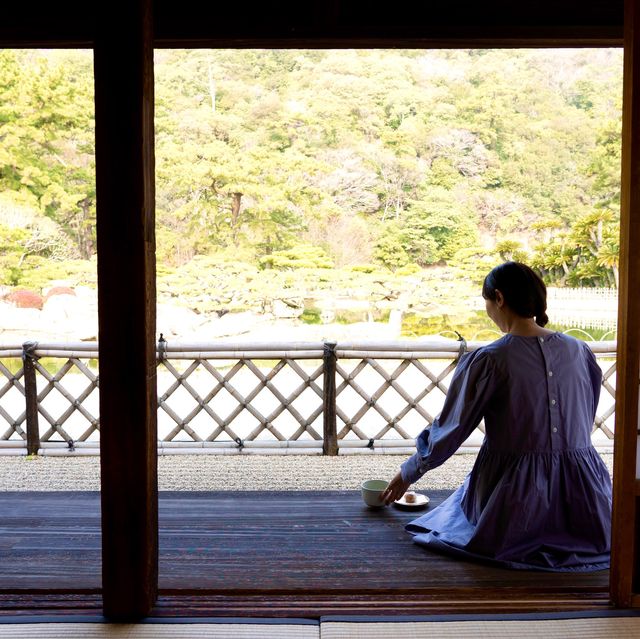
394, 493, 429, 508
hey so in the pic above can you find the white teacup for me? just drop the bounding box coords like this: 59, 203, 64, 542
361, 479, 389, 508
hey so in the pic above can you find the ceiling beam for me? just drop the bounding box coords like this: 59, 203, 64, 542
0, 1, 624, 47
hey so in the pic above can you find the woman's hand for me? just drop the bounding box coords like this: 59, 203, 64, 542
381, 471, 411, 506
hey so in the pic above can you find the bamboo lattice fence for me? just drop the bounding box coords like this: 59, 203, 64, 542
0, 338, 617, 456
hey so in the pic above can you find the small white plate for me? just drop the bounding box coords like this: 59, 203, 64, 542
394, 493, 429, 508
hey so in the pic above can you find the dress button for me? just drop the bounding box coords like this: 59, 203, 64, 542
539, 337, 544, 343
551, 399, 556, 405
552, 427, 558, 433
548, 371, 553, 377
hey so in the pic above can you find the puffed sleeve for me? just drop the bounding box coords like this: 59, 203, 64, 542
583, 343, 602, 422
401, 348, 499, 484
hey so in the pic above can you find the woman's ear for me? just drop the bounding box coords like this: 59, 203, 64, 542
494, 290, 505, 308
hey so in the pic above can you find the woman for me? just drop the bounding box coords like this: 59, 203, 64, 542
381, 261, 611, 571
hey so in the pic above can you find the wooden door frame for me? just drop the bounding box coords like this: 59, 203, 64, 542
611, 0, 640, 608
1, 0, 639, 619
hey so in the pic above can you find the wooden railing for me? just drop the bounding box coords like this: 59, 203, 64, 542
0, 338, 617, 455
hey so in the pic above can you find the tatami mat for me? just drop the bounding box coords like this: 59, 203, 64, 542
2, 615, 640, 639
0, 623, 318, 639
321, 616, 640, 639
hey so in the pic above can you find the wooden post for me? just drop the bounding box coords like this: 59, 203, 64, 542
94, 0, 158, 620
611, 0, 640, 608
323, 341, 338, 455
22, 341, 40, 456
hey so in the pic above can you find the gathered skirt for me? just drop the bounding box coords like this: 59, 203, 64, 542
406, 445, 612, 572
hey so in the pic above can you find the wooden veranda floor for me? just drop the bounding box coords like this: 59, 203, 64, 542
0, 491, 611, 617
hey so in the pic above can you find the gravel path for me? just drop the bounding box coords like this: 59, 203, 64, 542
0, 453, 614, 492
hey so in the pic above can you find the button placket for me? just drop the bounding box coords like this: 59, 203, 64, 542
538, 338, 560, 447
549, 369, 560, 440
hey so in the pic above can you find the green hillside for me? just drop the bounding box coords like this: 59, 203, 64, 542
0, 48, 623, 307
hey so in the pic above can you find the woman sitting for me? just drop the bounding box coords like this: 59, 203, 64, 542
382, 261, 611, 571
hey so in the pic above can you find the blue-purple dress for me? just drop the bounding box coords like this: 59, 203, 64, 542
401, 333, 611, 572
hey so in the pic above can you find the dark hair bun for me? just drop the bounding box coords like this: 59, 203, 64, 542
536, 311, 549, 328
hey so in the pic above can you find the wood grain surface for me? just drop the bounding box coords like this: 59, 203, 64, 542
0, 490, 609, 594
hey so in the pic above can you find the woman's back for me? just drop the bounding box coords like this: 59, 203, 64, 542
482, 332, 601, 453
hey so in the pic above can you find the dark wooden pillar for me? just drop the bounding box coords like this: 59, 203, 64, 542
611, 0, 640, 608
94, 0, 158, 619
322, 341, 338, 455
22, 342, 40, 456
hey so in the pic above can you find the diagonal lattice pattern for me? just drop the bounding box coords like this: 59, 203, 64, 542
157, 357, 324, 443
34, 358, 99, 442
0, 358, 26, 440
335, 356, 460, 441
0, 341, 621, 450
594, 360, 616, 438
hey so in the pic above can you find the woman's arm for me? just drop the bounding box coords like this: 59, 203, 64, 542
385, 349, 499, 499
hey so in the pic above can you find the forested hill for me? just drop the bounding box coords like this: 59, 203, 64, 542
0, 48, 623, 292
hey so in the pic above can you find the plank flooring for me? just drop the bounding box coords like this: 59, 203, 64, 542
0, 492, 101, 590
0, 491, 609, 596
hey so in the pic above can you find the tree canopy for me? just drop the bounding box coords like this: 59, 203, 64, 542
0, 48, 623, 293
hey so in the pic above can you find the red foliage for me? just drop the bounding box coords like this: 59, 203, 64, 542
6, 289, 44, 310
45, 286, 76, 299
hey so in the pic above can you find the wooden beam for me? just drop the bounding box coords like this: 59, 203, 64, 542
151, 0, 622, 46
611, 0, 640, 609
94, 0, 158, 620
0, 1, 626, 48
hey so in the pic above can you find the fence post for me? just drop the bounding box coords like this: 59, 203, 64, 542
323, 340, 338, 456
22, 341, 40, 456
